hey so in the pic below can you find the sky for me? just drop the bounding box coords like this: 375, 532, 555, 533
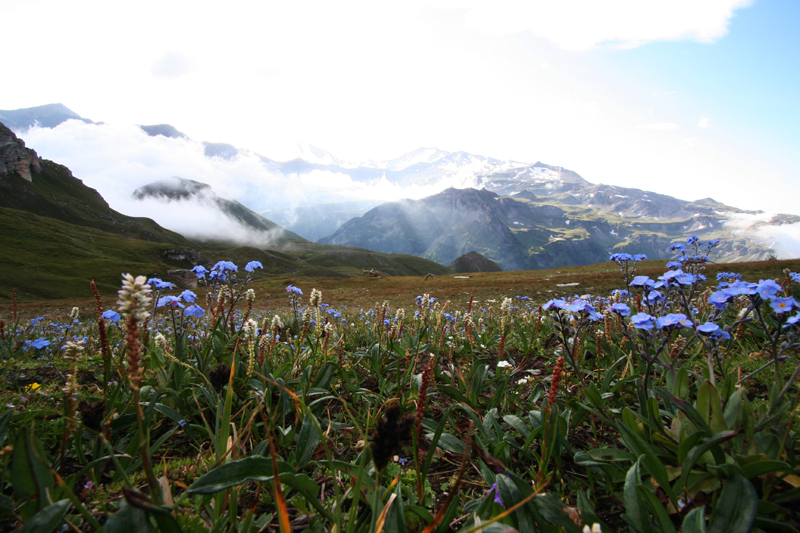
1, 0, 799, 215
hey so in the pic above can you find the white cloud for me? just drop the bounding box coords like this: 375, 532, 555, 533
150, 51, 195, 80
698, 116, 710, 128
724, 213, 800, 259
635, 122, 680, 130
463, 0, 753, 51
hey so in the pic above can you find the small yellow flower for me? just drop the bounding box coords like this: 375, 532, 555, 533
26, 382, 41, 392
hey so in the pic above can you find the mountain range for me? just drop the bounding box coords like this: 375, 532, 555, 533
0, 121, 453, 300
2, 103, 798, 282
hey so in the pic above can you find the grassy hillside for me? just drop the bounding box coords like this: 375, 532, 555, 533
0, 159, 189, 244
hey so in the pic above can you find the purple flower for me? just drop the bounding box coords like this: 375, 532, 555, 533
245, 260, 264, 272
489, 483, 504, 506
631, 313, 656, 330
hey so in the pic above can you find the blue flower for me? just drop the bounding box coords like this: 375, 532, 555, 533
101, 310, 121, 322
610, 303, 630, 316
657, 313, 689, 329
770, 297, 798, 314
212, 260, 238, 272
610, 253, 634, 262
647, 290, 664, 304
543, 299, 566, 311
192, 265, 209, 278
631, 313, 655, 330
697, 322, 730, 339
30, 338, 51, 350
686, 235, 699, 245
184, 305, 205, 317
245, 260, 264, 272
708, 291, 732, 309
147, 278, 175, 290
674, 272, 698, 286
158, 296, 184, 308
791, 272, 800, 283
564, 299, 587, 313
630, 276, 653, 287
724, 281, 757, 296
756, 279, 782, 300
670, 243, 686, 252
286, 285, 303, 295
180, 290, 198, 303
784, 313, 800, 328
634, 254, 648, 262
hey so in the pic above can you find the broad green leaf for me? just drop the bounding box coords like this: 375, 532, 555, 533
681, 507, 708, 533
697, 381, 728, 434
187, 457, 295, 494
624, 458, 653, 533
295, 413, 321, 468
103, 502, 150, 533
636, 486, 675, 533
676, 431, 741, 494
740, 460, 791, 480
707, 475, 757, 533
11, 429, 53, 509
617, 422, 678, 506
19, 499, 70, 533
502, 415, 530, 438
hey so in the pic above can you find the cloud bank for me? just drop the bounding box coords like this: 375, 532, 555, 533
19, 120, 471, 242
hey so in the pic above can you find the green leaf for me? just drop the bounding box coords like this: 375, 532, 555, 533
674, 367, 690, 400
187, 457, 295, 494
0, 409, 12, 447
384, 480, 407, 533
636, 486, 675, 533
676, 431, 741, 494
19, 499, 70, 533
707, 475, 758, 533
502, 415, 530, 438
426, 433, 466, 455
0, 494, 13, 516
681, 507, 708, 533
624, 458, 653, 533
11, 429, 53, 509
697, 381, 728, 434
295, 413, 321, 468
740, 460, 791, 479
617, 422, 678, 506
103, 501, 151, 533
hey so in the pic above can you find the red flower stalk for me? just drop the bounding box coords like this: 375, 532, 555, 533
90, 280, 112, 366
546, 356, 565, 412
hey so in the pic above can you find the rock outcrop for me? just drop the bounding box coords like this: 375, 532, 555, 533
0, 123, 41, 181
449, 251, 503, 273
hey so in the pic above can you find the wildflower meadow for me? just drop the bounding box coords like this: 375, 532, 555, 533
1, 237, 799, 532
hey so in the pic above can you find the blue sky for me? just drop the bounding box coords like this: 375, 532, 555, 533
1, 0, 798, 214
